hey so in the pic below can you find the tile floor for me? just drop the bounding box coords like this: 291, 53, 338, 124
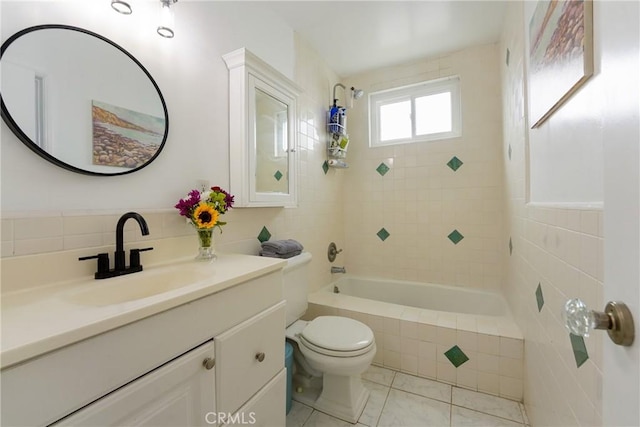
286, 366, 530, 427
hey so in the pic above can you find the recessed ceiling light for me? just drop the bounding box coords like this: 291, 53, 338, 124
111, 0, 132, 15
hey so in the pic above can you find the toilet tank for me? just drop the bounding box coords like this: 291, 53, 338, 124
282, 252, 312, 327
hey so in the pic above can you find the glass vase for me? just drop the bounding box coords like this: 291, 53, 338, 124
195, 227, 217, 261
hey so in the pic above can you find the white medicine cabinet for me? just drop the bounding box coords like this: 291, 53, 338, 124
223, 48, 302, 207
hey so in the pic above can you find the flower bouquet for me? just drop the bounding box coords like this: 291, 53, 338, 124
175, 186, 234, 260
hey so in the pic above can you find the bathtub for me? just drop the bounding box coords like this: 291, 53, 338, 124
329, 276, 508, 317
306, 276, 524, 401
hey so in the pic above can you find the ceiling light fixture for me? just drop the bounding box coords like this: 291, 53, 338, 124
157, 0, 178, 39
111, 0, 132, 15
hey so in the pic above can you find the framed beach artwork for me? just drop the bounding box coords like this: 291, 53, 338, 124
91, 100, 165, 168
528, 0, 593, 128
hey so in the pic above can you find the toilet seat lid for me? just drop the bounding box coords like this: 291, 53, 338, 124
301, 316, 374, 352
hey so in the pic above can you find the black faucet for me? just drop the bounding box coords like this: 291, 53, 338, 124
115, 212, 149, 271
79, 212, 153, 279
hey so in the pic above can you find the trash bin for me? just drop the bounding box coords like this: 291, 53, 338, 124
285, 341, 294, 414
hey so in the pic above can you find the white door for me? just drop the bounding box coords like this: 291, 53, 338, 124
601, 1, 640, 425
54, 341, 215, 427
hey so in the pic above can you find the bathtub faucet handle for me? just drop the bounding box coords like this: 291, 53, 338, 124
328, 242, 343, 262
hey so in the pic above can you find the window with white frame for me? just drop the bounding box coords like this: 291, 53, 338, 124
368, 76, 461, 147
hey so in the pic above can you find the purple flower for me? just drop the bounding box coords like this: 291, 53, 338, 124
220, 189, 234, 210
210, 186, 235, 212
225, 193, 235, 209
174, 189, 201, 217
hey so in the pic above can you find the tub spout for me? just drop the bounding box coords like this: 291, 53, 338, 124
331, 266, 346, 274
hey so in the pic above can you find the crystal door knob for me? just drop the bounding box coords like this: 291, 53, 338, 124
562, 298, 634, 346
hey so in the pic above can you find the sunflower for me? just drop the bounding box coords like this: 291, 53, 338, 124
193, 203, 219, 228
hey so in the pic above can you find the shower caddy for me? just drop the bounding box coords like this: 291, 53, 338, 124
326, 104, 349, 167
326, 83, 361, 168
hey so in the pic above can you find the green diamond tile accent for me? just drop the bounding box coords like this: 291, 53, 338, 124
444, 345, 469, 368
569, 333, 589, 368
509, 237, 513, 255
322, 160, 329, 175
257, 226, 272, 243
447, 229, 464, 245
508, 144, 512, 160
274, 170, 283, 181
377, 228, 390, 241
376, 162, 390, 176
506, 48, 510, 66
446, 156, 463, 171
535, 283, 544, 312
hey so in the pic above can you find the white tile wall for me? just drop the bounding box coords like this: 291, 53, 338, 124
341, 44, 504, 291
500, 2, 604, 425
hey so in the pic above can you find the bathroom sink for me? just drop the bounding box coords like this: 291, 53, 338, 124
65, 266, 213, 306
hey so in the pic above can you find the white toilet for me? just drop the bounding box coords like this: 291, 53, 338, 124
283, 252, 376, 423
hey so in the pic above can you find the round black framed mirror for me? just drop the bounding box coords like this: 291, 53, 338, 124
0, 25, 169, 176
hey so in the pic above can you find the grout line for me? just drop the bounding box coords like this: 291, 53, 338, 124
450, 384, 454, 426
372, 382, 392, 427
449, 397, 453, 427
301, 407, 313, 427
450, 404, 525, 426
389, 369, 397, 386
388, 385, 452, 406
294, 402, 313, 427
369, 369, 395, 426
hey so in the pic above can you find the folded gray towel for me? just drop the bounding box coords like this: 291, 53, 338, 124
259, 249, 302, 259
260, 239, 304, 255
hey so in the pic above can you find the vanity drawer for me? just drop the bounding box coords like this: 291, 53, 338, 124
215, 300, 285, 414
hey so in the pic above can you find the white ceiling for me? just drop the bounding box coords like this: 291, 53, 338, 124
258, 1, 508, 77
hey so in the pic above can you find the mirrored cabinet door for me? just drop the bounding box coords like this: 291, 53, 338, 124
223, 48, 302, 208
254, 87, 288, 194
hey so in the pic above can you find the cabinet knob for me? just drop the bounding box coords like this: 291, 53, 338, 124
202, 357, 216, 370
255, 352, 265, 362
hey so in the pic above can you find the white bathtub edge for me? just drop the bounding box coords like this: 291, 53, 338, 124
309, 282, 523, 340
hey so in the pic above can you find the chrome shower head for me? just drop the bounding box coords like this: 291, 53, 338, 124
351, 87, 364, 99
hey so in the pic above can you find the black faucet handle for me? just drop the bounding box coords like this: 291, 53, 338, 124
130, 247, 154, 269
79, 253, 110, 275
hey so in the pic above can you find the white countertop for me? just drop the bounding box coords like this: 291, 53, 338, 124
1, 253, 286, 369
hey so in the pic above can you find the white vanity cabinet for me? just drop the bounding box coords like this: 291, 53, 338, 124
1, 267, 286, 427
